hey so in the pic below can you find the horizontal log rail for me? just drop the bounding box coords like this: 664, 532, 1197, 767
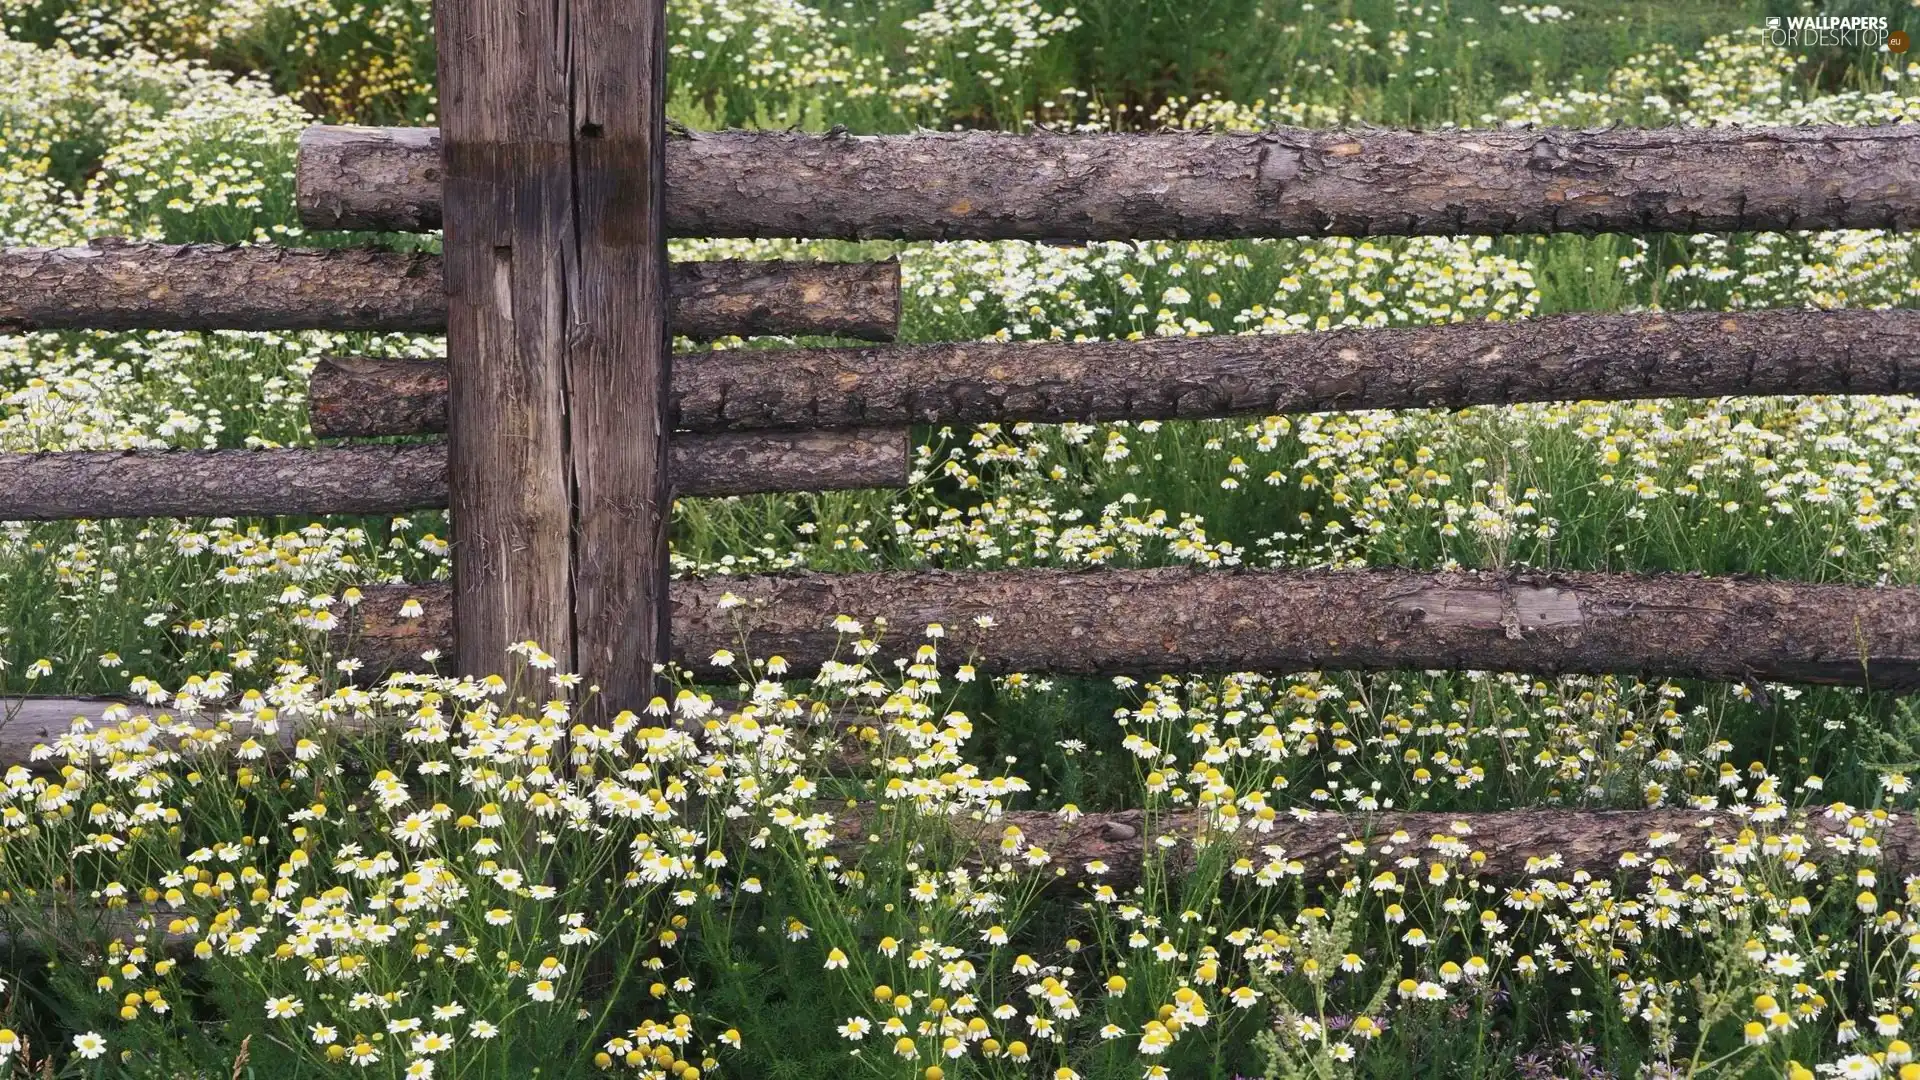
335, 568, 1920, 688
831, 806, 1920, 887
10, 804, 1903, 956
310, 309, 1920, 438
0, 242, 900, 341
11, 699, 1902, 886
0, 432, 909, 520
3, 799, 1909, 961
0, 695, 859, 771
298, 123, 1920, 238
0, 696, 374, 770
1, 696, 137, 766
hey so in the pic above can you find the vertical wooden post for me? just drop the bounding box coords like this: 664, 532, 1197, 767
437, 0, 672, 710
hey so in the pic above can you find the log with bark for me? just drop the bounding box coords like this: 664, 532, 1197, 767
310, 309, 1920, 438
10, 805, 1906, 957
0, 695, 861, 771
333, 567, 1920, 689
3, 700, 1839, 887
0, 445, 451, 519
0, 696, 137, 767
0, 696, 386, 770
0, 242, 900, 341
311, 356, 453, 437
820, 806, 1920, 888
297, 123, 1920, 238
0, 904, 198, 958
0, 431, 909, 520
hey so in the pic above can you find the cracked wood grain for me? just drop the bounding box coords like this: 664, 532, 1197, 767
432, 0, 677, 710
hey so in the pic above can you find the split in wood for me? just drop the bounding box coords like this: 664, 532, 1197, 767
0, 242, 900, 341
0, 432, 909, 521
298, 122, 1920, 238
333, 568, 1920, 690
310, 308, 1920, 438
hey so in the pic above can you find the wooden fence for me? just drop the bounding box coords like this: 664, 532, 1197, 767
4, 0, 1920, 884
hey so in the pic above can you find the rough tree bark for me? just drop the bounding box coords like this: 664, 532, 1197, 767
0, 446, 451, 519
311, 356, 453, 436
310, 309, 1920, 438
333, 568, 1920, 689
666, 429, 910, 496
0, 242, 899, 341
298, 125, 444, 232
0, 432, 909, 519
668, 257, 898, 341
298, 123, 1920, 238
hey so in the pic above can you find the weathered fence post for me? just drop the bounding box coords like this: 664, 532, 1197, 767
435, 0, 673, 708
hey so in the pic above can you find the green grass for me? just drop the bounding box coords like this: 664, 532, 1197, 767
5, 3, 1920, 1077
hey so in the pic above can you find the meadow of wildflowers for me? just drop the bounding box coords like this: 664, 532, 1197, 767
7, 1, 1920, 1077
